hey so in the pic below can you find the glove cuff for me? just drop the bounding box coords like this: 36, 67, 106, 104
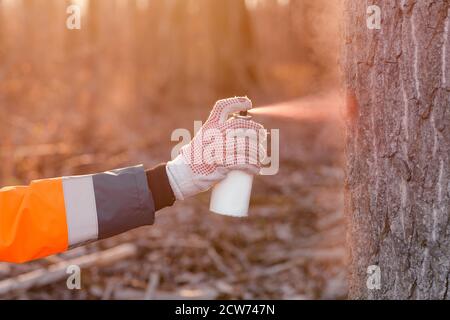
166, 155, 198, 201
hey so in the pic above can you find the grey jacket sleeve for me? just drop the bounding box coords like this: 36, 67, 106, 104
92, 165, 155, 240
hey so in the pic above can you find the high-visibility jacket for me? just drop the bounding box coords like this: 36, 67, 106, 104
0, 164, 174, 263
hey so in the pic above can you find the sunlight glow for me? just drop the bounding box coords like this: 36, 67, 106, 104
277, 0, 290, 6
71, 0, 89, 15
1, 0, 22, 8
137, 0, 150, 10
245, 0, 262, 10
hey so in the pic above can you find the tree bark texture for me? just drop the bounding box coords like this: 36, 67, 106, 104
344, 0, 450, 299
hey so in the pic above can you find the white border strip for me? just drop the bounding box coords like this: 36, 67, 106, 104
62, 175, 99, 246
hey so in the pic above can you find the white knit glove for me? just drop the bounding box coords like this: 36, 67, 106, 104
166, 97, 266, 200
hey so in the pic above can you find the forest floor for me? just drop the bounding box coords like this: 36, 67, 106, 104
0, 95, 347, 300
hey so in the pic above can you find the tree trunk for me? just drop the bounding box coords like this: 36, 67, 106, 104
208, 0, 256, 97
344, 0, 450, 299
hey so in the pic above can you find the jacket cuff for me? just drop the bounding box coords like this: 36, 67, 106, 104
146, 163, 176, 211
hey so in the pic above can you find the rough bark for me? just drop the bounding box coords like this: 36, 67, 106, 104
344, 0, 450, 299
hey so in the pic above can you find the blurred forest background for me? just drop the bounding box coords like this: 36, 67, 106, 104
0, 0, 345, 299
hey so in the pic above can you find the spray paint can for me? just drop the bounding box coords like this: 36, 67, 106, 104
209, 110, 255, 217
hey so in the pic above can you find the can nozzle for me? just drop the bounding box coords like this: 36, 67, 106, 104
233, 110, 252, 120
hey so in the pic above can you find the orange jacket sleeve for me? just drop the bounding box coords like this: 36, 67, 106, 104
0, 165, 155, 263
0, 178, 68, 263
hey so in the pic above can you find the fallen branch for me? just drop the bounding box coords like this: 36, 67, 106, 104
0, 243, 137, 296
144, 272, 160, 300
207, 247, 235, 278
258, 247, 345, 264
234, 248, 346, 281
8, 143, 73, 159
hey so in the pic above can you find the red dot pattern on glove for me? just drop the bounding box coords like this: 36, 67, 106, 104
181, 97, 265, 176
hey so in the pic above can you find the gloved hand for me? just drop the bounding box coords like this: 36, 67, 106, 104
166, 97, 266, 200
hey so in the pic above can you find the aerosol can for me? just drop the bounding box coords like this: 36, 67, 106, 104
209, 110, 255, 217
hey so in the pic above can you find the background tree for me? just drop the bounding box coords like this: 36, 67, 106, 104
344, 0, 450, 299
207, 0, 256, 97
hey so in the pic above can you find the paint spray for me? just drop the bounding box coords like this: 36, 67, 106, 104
209, 110, 255, 217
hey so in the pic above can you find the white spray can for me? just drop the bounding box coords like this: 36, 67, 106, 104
209, 111, 255, 217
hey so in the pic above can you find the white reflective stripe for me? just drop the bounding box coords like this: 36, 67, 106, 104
62, 175, 99, 246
